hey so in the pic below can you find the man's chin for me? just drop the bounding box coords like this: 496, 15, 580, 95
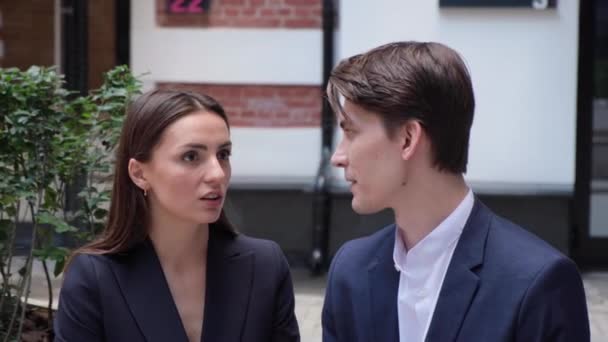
351, 199, 382, 215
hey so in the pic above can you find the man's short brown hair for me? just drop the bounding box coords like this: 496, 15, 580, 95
327, 41, 475, 173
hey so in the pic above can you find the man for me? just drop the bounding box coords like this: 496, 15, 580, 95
322, 41, 589, 342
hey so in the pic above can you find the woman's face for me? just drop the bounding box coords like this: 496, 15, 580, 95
135, 110, 232, 227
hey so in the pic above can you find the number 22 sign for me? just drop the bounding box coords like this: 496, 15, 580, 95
166, 0, 211, 14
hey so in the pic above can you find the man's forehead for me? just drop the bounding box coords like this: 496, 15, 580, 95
338, 97, 357, 118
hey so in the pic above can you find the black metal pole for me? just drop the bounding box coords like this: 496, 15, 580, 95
62, 0, 88, 235
115, 0, 130, 66
310, 0, 335, 274
62, 0, 88, 95
321, 1, 335, 145
572, 0, 594, 265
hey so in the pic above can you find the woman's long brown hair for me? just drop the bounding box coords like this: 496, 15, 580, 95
72, 89, 236, 259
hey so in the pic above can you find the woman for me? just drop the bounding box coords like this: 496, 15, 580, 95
54, 89, 300, 342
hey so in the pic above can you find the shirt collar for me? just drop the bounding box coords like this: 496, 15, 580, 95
392, 189, 474, 275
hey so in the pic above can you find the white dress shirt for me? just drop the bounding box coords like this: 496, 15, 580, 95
393, 190, 474, 342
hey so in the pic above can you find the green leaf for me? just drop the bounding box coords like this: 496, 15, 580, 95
54, 257, 66, 277
5, 206, 17, 217
33, 248, 47, 259
44, 187, 58, 206
37, 212, 78, 233
0, 220, 13, 240
93, 208, 108, 220
0, 219, 12, 231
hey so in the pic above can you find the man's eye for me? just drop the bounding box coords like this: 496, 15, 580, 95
183, 151, 198, 162
218, 150, 232, 161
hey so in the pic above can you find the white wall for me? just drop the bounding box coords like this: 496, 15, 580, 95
131, 0, 580, 193
335, 0, 579, 193
130, 0, 323, 187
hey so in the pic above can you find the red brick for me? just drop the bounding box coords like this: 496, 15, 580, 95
250, 0, 266, 6
285, 97, 318, 107
280, 87, 318, 97
295, 8, 312, 17
225, 8, 240, 16
220, 0, 245, 4
284, 18, 319, 28
219, 97, 242, 107
241, 87, 274, 97
260, 8, 276, 16
208, 17, 233, 26
285, 0, 319, 6
242, 8, 257, 16
234, 18, 281, 28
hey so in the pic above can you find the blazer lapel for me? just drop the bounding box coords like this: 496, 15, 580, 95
110, 239, 189, 342
425, 198, 491, 342
368, 225, 400, 342
202, 230, 254, 342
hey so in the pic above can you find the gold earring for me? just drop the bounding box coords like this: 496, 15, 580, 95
144, 189, 148, 197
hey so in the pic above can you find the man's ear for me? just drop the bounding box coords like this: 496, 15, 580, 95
400, 120, 424, 161
128, 158, 149, 192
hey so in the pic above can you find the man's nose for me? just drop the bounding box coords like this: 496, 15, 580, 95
331, 143, 348, 168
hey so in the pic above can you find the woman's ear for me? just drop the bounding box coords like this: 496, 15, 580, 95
128, 158, 149, 192
400, 120, 423, 161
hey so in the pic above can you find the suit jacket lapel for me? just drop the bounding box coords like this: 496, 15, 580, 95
368, 225, 400, 342
425, 198, 491, 342
110, 239, 189, 342
202, 230, 254, 342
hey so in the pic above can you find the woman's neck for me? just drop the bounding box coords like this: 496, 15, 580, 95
148, 219, 209, 272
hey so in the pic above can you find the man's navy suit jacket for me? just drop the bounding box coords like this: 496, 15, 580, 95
322, 198, 590, 341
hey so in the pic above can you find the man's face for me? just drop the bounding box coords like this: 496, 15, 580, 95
331, 100, 407, 214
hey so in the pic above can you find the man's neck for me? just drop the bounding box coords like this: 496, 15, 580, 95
393, 172, 469, 251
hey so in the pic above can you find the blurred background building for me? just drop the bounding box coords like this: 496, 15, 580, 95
1, 0, 606, 271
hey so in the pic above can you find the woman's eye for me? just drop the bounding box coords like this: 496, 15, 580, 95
218, 149, 232, 161
182, 151, 199, 162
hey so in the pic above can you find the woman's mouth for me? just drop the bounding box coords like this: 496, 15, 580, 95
200, 193, 223, 207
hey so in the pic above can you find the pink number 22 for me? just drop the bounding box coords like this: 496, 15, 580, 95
170, 0, 204, 13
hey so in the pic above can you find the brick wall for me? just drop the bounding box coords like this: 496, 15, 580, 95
89, 0, 116, 89
0, 8, 3, 67
0, 0, 55, 69
157, 0, 322, 29
158, 83, 322, 127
